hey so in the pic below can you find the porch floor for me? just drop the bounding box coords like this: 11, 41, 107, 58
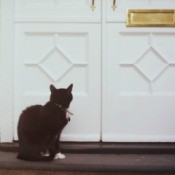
0, 143, 175, 174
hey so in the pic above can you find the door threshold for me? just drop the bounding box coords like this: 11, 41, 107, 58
0, 142, 175, 154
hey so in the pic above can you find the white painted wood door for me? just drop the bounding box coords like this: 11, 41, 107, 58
13, 0, 101, 141
1, 0, 175, 142
103, 0, 175, 142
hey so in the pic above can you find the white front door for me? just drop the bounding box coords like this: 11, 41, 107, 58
1, 0, 175, 142
13, 0, 101, 141
103, 0, 175, 142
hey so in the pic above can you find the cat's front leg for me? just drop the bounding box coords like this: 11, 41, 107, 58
55, 133, 61, 153
54, 133, 66, 159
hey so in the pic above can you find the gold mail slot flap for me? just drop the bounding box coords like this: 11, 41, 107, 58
127, 9, 175, 27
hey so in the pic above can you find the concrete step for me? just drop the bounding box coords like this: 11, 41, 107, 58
0, 170, 175, 175
0, 143, 175, 174
0, 169, 174, 175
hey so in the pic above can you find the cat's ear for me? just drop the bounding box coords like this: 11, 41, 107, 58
50, 84, 56, 93
67, 84, 73, 93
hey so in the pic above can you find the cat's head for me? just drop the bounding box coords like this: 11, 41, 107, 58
49, 84, 73, 109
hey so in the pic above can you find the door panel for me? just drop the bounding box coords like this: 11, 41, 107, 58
104, 0, 175, 142
14, 23, 101, 141
103, 23, 175, 142
15, 0, 101, 22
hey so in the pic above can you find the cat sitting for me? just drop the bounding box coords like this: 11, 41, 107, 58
17, 84, 73, 161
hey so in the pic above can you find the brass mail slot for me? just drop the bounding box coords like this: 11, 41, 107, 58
127, 9, 175, 27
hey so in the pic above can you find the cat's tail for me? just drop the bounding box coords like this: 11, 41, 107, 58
17, 151, 56, 162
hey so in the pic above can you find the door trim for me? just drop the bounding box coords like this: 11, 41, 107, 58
0, 0, 14, 142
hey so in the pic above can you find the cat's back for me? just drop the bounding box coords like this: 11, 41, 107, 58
18, 105, 42, 130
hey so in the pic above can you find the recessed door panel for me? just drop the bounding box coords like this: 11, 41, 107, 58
103, 24, 175, 142
14, 23, 101, 141
15, 0, 101, 22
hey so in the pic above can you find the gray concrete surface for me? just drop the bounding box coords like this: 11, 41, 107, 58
0, 151, 175, 173
0, 170, 175, 175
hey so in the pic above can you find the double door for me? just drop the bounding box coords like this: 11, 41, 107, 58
1, 0, 175, 142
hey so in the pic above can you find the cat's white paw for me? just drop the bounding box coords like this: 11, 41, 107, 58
54, 153, 66, 160
40, 150, 50, 157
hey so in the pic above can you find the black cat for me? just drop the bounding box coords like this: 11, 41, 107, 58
17, 84, 73, 161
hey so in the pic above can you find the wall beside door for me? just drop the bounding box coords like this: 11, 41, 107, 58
0, 0, 14, 142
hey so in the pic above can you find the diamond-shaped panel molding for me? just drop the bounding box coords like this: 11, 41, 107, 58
135, 47, 168, 82
39, 47, 72, 81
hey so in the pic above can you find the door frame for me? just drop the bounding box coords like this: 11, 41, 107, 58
0, 0, 14, 142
